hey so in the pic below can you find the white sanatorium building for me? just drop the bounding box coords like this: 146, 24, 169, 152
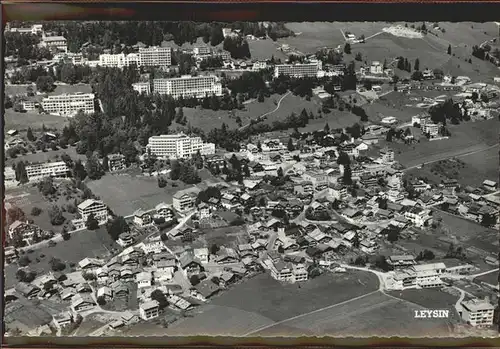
77, 199, 108, 223
132, 82, 151, 95
26, 161, 70, 181
40, 34, 67, 52
274, 61, 322, 78
460, 298, 495, 327
98, 47, 172, 68
42, 93, 95, 116
146, 133, 215, 159
152, 75, 222, 99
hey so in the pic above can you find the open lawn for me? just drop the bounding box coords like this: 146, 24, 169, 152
210, 270, 378, 322
180, 93, 318, 132
473, 271, 499, 286
456, 147, 499, 186
5, 183, 81, 232
5, 109, 70, 131
364, 98, 422, 124
4, 296, 54, 333
253, 290, 454, 337
388, 118, 499, 169
87, 173, 195, 217
248, 40, 288, 61
5, 146, 84, 168
165, 304, 276, 336
4, 227, 119, 288
300, 109, 359, 133
387, 288, 459, 320
432, 210, 497, 241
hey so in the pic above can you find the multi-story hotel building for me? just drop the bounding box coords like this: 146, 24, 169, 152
139, 46, 172, 67
153, 75, 222, 99
172, 187, 201, 216
422, 122, 440, 137
193, 45, 211, 56
460, 298, 495, 327
40, 34, 67, 52
265, 259, 309, 283
132, 82, 151, 95
7, 23, 43, 35
146, 133, 215, 159
25, 161, 70, 181
98, 53, 140, 68
107, 154, 126, 171
42, 93, 95, 116
77, 199, 108, 223
274, 61, 322, 78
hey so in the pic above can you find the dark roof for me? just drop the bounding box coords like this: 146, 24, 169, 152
195, 280, 220, 298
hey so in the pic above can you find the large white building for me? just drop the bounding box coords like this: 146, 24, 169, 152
132, 82, 151, 95
153, 75, 222, 99
274, 61, 322, 78
146, 133, 215, 159
369, 61, 383, 75
77, 199, 108, 223
26, 161, 70, 181
460, 298, 495, 327
40, 34, 67, 52
42, 93, 95, 116
139, 46, 172, 67
98, 53, 140, 68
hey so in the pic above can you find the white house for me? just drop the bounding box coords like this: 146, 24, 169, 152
460, 298, 495, 327
194, 247, 209, 264
77, 199, 108, 223
139, 300, 159, 320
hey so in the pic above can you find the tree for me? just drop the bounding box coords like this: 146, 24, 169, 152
106, 216, 129, 240
38, 177, 56, 196
210, 243, 220, 255
151, 289, 169, 310
355, 52, 362, 61
35, 76, 55, 93
73, 160, 87, 180
447, 45, 452, 55
387, 229, 399, 242
344, 43, 351, 54
62, 230, 71, 241
85, 153, 104, 180
278, 245, 285, 254
97, 296, 106, 306
8, 206, 26, 224
50, 257, 66, 271
15, 162, 29, 184
342, 165, 352, 185
287, 138, 295, 151
374, 255, 392, 272
31, 207, 42, 216
27, 127, 36, 141
190, 274, 201, 286
18, 256, 31, 267
48, 205, 65, 225
85, 213, 99, 230
414, 58, 420, 71
481, 213, 497, 227
352, 232, 360, 248
277, 167, 284, 178
324, 122, 330, 134
157, 176, 167, 188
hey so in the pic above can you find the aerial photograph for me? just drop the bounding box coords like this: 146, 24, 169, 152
3, 20, 500, 338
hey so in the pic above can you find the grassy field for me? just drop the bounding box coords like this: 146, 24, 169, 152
4, 227, 119, 288
388, 288, 459, 318
5, 183, 81, 232
473, 271, 499, 286
86, 173, 195, 217
5, 146, 84, 168
456, 147, 499, 186
5, 110, 70, 131
388, 118, 499, 169
248, 40, 288, 61
300, 109, 359, 132
180, 93, 319, 131
254, 290, 454, 337
4, 296, 57, 332
210, 270, 378, 321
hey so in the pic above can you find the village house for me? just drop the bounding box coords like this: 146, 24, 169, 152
179, 253, 203, 276
8, 220, 44, 245
482, 180, 498, 192
77, 199, 108, 224
387, 255, 417, 268
97, 286, 113, 301
52, 311, 74, 330
172, 187, 201, 216
139, 300, 160, 320
15, 282, 40, 299
136, 271, 153, 289
71, 293, 96, 313
78, 257, 105, 272
216, 247, 239, 264
154, 202, 175, 221
193, 279, 221, 301
107, 153, 126, 171
133, 209, 154, 227
404, 206, 432, 227
194, 247, 209, 264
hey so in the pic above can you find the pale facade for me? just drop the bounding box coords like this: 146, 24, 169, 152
146, 133, 215, 159
153, 75, 222, 99
42, 93, 95, 116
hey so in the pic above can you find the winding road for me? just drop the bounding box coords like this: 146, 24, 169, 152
238, 91, 291, 132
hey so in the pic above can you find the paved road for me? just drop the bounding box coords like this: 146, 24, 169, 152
238, 91, 291, 132
403, 143, 499, 172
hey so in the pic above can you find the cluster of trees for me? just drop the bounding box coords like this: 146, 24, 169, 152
106, 216, 129, 240
351, 105, 369, 121
223, 37, 251, 59
445, 244, 467, 261
199, 56, 224, 70
169, 159, 201, 184
429, 99, 464, 125
396, 56, 413, 72
305, 206, 331, 221
5, 32, 52, 64
415, 249, 435, 261
315, 48, 343, 65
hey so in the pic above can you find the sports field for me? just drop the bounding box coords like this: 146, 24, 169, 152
5, 110, 70, 131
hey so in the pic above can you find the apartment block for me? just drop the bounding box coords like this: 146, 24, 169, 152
98, 53, 140, 68
42, 93, 95, 116
77, 199, 108, 223
173, 188, 201, 216
139, 300, 159, 320
153, 75, 222, 99
139, 46, 172, 67
40, 34, 67, 52
132, 82, 151, 95
274, 61, 322, 78
460, 298, 495, 327
146, 133, 215, 159
107, 153, 126, 171
25, 161, 70, 181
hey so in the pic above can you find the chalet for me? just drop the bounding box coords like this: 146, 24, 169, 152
79, 257, 105, 271
5, 247, 18, 264
194, 280, 221, 301
154, 202, 175, 221
117, 233, 134, 247
71, 293, 96, 312
221, 193, 240, 210
483, 180, 498, 192
153, 251, 176, 264
97, 286, 113, 301
307, 228, 330, 244
16, 282, 40, 299
310, 201, 327, 215
133, 209, 153, 227
121, 311, 139, 324
107, 153, 126, 171
8, 220, 43, 245
76, 283, 92, 293
179, 253, 202, 275
52, 312, 73, 330
388, 255, 417, 268
216, 247, 239, 264
442, 179, 459, 189
194, 247, 209, 264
